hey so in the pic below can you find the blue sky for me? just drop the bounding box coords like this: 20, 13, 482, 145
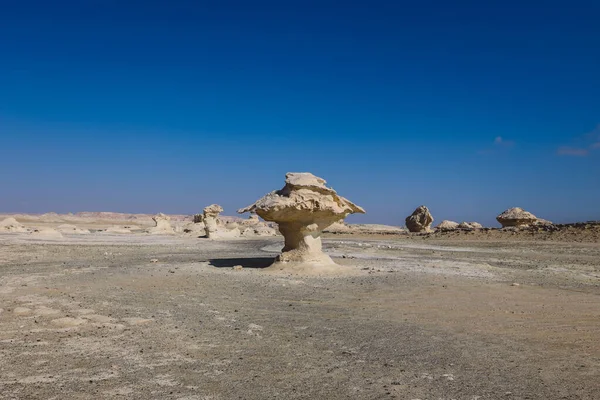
1, 0, 599, 226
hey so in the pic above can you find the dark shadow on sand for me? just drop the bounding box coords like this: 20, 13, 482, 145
208, 257, 275, 269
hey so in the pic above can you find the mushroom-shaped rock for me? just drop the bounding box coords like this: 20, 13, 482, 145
435, 220, 459, 230
148, 213, 175, 234
405, 206, 433, 232
238, 172, 365, 267
496, 207, 538, 227
203, 204, 224, 238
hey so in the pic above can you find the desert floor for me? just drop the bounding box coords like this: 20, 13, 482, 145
1, 231, 599, 399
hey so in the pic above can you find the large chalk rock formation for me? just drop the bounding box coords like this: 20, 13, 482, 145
238, 172, 365, 268
405, 205, 434, 232
496, 207, 538, 227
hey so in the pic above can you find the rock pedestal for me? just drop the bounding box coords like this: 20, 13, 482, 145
203, 204, 224, 238
238, 172, 365, 269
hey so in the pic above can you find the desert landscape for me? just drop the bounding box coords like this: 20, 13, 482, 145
0, 173, 599, 399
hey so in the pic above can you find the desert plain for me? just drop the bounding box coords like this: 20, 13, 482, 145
0, 212, 599, 400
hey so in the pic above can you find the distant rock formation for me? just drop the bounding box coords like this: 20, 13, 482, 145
497, 207, 540, 227
323, 220, 352, 234
324, 221, 406, 235
405, 206, 434, 232
457, 221, 483, 229
148, 213, 175, 235
436, 220, 459, 230
193, 213, 204, 223
0, 217, 28, 233
238, 172, 365, 268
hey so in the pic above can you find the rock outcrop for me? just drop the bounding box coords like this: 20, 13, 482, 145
0, 217, 28, 233
405, 206, 434, 232
436, 220, 459, 230
238, 172, 365, 268
148, 213, 175, 235
497, 207, 539, 227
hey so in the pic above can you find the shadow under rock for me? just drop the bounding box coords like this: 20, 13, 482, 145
208, 257, 275, 269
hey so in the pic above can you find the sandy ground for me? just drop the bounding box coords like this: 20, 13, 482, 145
0, 229, 599, 399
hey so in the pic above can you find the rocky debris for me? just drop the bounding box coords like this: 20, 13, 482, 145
238, 172, 365, 267
148, 213, 175, 235
405, 206, 434, 232
496, 207, 540, 227
30, 228, 63, 239
56, 224, 90, 234
435, 220, 459, 230
457, 221, 483, 229
0, 217, 28, 233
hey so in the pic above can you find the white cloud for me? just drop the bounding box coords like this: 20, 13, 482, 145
493, 136, 514, 147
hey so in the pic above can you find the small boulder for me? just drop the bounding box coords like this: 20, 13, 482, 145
405, 206, 434, 232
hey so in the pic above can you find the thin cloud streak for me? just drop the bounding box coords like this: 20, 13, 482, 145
557, 147, 589, 157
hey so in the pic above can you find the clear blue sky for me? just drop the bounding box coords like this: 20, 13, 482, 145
1, 0, 599, 226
